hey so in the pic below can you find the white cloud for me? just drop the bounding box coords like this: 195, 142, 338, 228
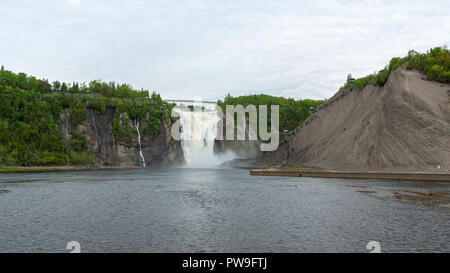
66, 0, 80, 6
0, 0, 448, 101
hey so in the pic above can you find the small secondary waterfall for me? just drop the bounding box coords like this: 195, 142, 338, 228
133, 117, 146, 167
176, 107, 234, 168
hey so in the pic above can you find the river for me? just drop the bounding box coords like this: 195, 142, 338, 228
0, 168, 448, 252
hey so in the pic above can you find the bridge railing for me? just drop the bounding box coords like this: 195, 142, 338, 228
163, 99, 217, 104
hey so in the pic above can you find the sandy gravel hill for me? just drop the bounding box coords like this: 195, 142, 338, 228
260, 69, 450, 172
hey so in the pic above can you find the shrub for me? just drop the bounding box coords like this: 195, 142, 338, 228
345, 47, 450, 91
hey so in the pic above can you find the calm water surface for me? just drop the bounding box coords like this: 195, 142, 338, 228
0, 168, 448, 252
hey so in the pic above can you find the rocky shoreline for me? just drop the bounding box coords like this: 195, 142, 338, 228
0, 165, 143, 173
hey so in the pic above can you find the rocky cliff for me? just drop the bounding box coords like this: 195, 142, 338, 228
214, 115, 261, 159
61, 107, 184, 168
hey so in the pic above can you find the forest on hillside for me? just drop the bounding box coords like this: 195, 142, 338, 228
217, 94, 323, 135
0, 68, 168, 166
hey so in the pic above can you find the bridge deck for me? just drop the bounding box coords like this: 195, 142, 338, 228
164, 99, 217, 104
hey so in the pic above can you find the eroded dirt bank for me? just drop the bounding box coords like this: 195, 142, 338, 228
258, 69, 450, 173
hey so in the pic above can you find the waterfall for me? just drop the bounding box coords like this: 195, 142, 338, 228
133, 117, 146, 167
176, 107, 235, 168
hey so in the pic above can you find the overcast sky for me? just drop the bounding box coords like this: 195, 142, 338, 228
1, 0, 449, 100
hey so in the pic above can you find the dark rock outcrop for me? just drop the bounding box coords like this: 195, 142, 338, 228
87, 108, 120, 166
140, 115, 184, 167
214, 114, 261, 159
62, 107, 184, 168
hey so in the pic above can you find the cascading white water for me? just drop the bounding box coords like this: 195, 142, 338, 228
177, 107, 234, 168
133, 117, 146, 167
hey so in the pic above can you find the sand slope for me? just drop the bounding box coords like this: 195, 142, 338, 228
262, 69, 450, 172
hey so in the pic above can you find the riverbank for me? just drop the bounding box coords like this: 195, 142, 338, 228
249, 168, 450, 182
0, 165, 140, 173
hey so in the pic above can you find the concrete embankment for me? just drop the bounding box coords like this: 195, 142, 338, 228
249, 169, 450, 182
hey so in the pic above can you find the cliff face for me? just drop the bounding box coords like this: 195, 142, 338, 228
215, 139, 260, 159
214, 114, 262, 159
140, 113, 184, 167
259, 69, 450, 172
62, 107, 184, 168
214, 129, 260, 159
86, 108, 120, 166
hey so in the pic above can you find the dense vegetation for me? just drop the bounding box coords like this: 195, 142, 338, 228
1, 47, 446, 166
0, 67, 168, 166
217, 94, 323, 136
344, 47, 450, 91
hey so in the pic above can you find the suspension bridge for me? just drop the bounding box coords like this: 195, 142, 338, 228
163, 99, 217, 104
161, 95, 224, 105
